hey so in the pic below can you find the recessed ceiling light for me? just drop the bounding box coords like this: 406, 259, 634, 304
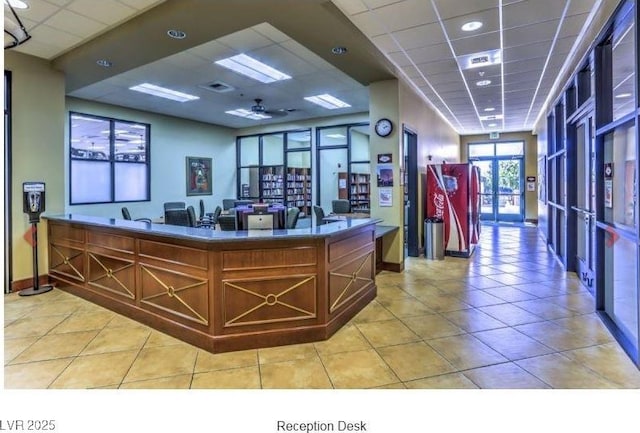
488, 123, 498, 127
215, 54, 291, 83
304, 94, 351, 109
476, 80, 492, 86
225, 108, 271, 120
484, 107, 496, 112
461, 21, 483, 32
129, 83, 199, 102
4, 0, 29, 9
332, 46, 348, 55
167, 29, 187, 39
480, 114, 504, 121
96, 59, 112, 67
615, 92, 632, 98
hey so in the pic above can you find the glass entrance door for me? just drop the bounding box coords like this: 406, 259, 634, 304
571, 117, 596, 292
473, 158, 524, 222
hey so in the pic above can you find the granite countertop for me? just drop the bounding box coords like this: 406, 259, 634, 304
45, 214, 382, 243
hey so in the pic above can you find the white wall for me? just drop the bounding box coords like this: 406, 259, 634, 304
66, 98, 237, 220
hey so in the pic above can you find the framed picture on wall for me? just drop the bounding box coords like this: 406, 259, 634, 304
537, 156, 546, 203
186, 156, 212, 196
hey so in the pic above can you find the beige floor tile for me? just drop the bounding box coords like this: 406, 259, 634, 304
401, 314, 465, 340
105, 314, 150, 329
375, 285, 412, 302
428, 334, 507, 370
433, 279, 473, 294
260, 357, 333, 388
404, 373, 479, 389
472, 327, 554, 361
562, 343, 640, 388
144, 330, 191, 348
483, 286, 538, 302
413, 293, 472, 313
513, 299, 577, 320
4, 315, 68, 339
4, 336, 38, 365
49, 350, 139, 388
377, 341, 455, 381
49, 311, 115, 334
463, 362, 550, 389
455, 291, 506, 307
81, 326, 151, 355
442, 309, 506, 333
373, 382, 406, 389
191, 366, 261, 389
356, 319, 420, 347
479, 303, 545, 326
516, 353, 618, 389
350, 300, 395, 323
552, 314, 614, 344
258, 343, 317, 364
4, 358, 73, 388
27, 300, 83, 317
119, 374, 193, 389
546, 293, 595, 314
465, 276, 506, 290
314, 324, 372, 356
11, 330, 99, 363
123, 344, 198, 383
378, 297, 433, 318
514, 321, 598, 351
194, 348, 258, 373
321, 349, 399, 388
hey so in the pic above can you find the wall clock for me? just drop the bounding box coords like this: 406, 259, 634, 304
375, 118, 393, 137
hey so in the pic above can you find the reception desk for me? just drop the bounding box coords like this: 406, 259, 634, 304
45, 214, 378, 353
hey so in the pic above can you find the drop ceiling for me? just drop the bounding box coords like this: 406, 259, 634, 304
5, 0, 604, 134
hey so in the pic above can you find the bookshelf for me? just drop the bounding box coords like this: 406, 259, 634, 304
338, 172, 370, 212
286, 167, 312, 216
260, 165, 284, 205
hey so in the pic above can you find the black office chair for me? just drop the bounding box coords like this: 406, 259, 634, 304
313, 205, 326, 225
286, 207, 301, 229
208, 205, 222, 228
164, 209, 190, 226
164, 201, 185, 211
198, 199, 206, 220
186, 205, 197, 227
217, 213, 237, 231
332, 199, 351, 214
121, 207, 151, 223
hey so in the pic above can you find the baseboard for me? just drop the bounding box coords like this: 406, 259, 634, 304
10, 275, 54, 293
380, 261, 403, 273
525, 218, 538, 224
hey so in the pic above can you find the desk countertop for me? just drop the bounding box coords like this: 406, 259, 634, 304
45, 214, 381, 243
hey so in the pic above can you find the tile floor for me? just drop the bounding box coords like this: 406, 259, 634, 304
4, 224, 640, 389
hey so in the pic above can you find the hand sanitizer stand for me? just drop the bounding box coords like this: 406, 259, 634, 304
19, 182, 53, 296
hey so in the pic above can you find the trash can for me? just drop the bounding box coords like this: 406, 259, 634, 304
424, 217, 444, 260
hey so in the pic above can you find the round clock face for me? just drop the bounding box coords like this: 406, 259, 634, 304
375, 118, 393, 137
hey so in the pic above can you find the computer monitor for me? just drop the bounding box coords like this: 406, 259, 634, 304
246, 213, 274, 230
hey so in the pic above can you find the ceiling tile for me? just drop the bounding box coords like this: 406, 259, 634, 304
45, 9, 108, 38
217, 28, 274, 52
416, 58, 459, 75
349, 11, 387, 37
567, 0, 597, 16
67, 0, 136, 26
503, 0, 567, 29
332, 0, 369, 15
432, 0, 497, 20
450, 31, 500, 56
187, 40, 235, 63
372, 0, 437, 32
30, 24, 83, 48
503, 19, 559, 48
253, 22, 292, 44
391, 22, 445, 50
19, 1, 61, 23
558, 13, 590, 38
442, 8, 500, 41
504, 56, 546, 74
503, 40, 553, 61
116, 0, 165, 10
370, 33, 399, 53
404, 43, 453, 64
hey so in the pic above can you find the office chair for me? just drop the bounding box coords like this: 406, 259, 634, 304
186, 205, 197, 227
313, 205, 326, 225
164, 209, 191, 227
121, 207, 151, 223
163, 201, 185, 211
332, 199, 351, 214
286, 207, 301, 229
217, 213, 237, 231
208, 205, 222, 228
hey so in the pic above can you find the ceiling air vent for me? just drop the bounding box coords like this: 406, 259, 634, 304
199, 81, 235, 93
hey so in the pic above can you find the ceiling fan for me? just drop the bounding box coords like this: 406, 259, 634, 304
250, 98, 295, 117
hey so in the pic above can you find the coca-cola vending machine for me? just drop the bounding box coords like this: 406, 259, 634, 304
425, 163, 480, 257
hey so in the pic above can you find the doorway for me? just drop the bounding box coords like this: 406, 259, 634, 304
570, 116, 596, 292
403, 128, 418, 257
472, 157, 524, 222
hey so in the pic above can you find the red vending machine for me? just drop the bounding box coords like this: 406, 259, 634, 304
425, 163, 480, 257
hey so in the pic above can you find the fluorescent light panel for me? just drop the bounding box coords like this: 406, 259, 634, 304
304, 94, 351, 109
479, 114, 504, 121
458, 49, 502, 70
215, 54, 291, 83
129, 83, 199, 102
225, 109, 271, 120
